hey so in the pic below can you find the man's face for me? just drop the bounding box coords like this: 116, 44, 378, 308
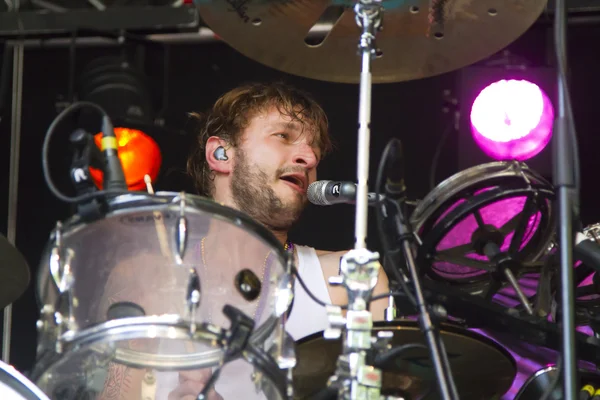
230, 107, 321, 232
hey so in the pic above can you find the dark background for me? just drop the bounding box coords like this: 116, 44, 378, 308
2, 13, 600, 376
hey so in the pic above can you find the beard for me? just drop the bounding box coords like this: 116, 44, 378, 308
230, 149, 307, 232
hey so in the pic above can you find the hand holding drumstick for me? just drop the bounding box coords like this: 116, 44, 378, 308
168, 369, 224, 400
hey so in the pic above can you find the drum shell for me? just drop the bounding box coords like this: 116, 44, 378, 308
35, 192, 292, 369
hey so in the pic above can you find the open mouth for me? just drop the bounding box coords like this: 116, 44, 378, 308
279, 174, 306, 193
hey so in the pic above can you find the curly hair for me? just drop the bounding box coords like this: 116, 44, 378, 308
186, 82, 332, 197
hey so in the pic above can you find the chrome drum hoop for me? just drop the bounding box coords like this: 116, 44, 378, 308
32, 324, 289, 400
410, 161, 555, 289
0, 361, 49, 400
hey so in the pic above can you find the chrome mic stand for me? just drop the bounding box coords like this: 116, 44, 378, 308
324, 2, 384, 399
553, 0, 578, 397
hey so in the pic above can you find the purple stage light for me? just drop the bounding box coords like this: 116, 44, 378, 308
470, 79, 554, 161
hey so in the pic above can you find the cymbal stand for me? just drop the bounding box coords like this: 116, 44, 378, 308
324, 1, 384, 399
3, 39, 24, 364
553, 0, 578, 396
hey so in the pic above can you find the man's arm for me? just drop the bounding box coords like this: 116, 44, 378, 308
316, 250, 390, 320
98, 364, 143, 400
96, 258, 150, 400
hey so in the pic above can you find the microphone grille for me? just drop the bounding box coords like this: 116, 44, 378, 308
307, 181, 329, 205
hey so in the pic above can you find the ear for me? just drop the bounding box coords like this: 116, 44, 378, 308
205, 136, 232, 174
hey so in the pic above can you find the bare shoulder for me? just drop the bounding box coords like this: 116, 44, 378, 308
314, 249, 348, 257
314, 249, 349, 273
314, 249, 335, 256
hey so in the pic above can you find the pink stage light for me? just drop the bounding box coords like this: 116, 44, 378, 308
470, 79, 554, 161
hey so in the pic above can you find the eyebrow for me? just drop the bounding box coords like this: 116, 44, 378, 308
270, 121, 304, 132
269, 120, 321, 155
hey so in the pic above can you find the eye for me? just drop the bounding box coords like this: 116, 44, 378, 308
275, 133, 289, 140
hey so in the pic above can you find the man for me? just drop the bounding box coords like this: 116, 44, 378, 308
100, 82, 390, 399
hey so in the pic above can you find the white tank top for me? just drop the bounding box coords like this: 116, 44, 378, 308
152, 244, 331, 400
286, 245, 332, 340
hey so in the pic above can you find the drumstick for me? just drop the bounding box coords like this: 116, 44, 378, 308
146, 176, 213, 359
144, 174, 155, 195
145, 175, 171, 258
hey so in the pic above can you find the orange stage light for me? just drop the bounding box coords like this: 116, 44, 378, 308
90, 127, 162, 191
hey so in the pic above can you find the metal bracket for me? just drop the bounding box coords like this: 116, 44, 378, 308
185, 268, 201, 334
328, 248, 383, 399
173, 192, 188, 265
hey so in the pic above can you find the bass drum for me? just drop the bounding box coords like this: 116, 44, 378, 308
0, 361, 49, 400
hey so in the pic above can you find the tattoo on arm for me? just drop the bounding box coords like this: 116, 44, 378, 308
99, 363, 133, 400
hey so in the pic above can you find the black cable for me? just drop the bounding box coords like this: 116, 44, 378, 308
292, 262, 410, 309
156, 44, 170, 120
372, 343, 428, 367
375, 139, 418, 308
41, 100, 151, 204
429, 123, 453, 191
195, 366, 223, 400
379, 138, 460, 400
244, 342, 288, 397
0, 42, 12, 121
291, 265, 345, 309
563, 43, 581, 222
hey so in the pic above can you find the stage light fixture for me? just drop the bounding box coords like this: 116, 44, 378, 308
470, 79, 554, 161
457, 64, 556, 177
78, 56, 163, 190
89, 127, 162, 191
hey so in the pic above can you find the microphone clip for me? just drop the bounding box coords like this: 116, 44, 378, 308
69, 129, 106, 222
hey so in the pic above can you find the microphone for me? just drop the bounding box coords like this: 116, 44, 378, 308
574, 232, 600, 272
307, 180, 384, 206
384, 138, 406, 201
99, 115, 127, 191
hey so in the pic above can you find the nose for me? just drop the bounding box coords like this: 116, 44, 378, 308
293, 143, 318, 169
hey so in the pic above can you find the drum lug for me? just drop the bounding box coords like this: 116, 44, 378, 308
36, 305, 58, 355
35, 292, 76, 355
46, 222, 78, 345
54, 289, 78, 334
49, 222, 75, 294
270, 319, 296, 370
250, 369, 265, 393
275, 257, 294, 317
186, 268, 201, 334
50, 247, 75, 294
174, 192, 189, 265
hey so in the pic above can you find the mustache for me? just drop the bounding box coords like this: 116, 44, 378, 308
277, 166, 309, 180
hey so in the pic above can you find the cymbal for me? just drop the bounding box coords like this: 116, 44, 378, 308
0, 234, 30, 308
196, 0, 547, 83
293, 321, 516, 399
